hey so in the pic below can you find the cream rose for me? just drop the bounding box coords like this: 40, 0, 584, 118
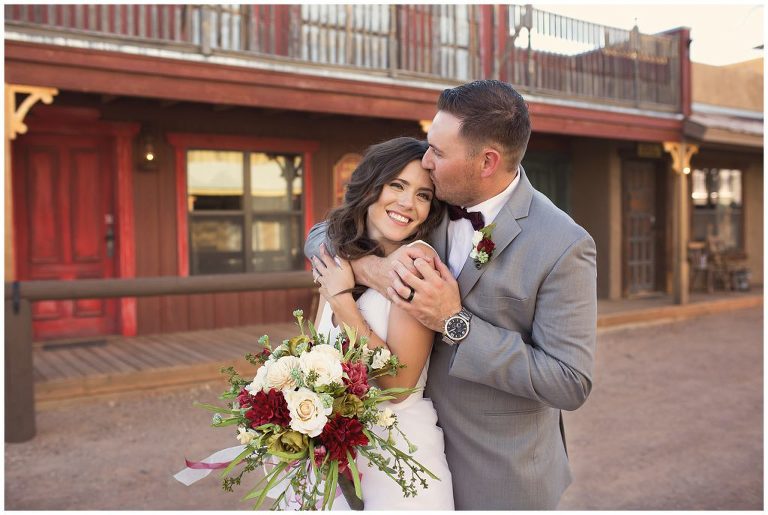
371, 347, 392, 370
264, 355, 301, 391
300, 347, 343, 386
284, 388, 332, 437
311, 343, 343, 361
246, 364, 269, 393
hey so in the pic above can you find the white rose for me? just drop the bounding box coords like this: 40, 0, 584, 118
246, 364, 269, 393
472, 230, 483, 246
237, 426, 258, 445
311, 343, 343, 361
264, 355, 301, 391
376, 407, 396, 428
371, 347, 392, 370
300, 348, 343, 386
284, 388, 332, 437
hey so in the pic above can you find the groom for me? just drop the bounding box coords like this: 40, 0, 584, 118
306, 80, 597, 509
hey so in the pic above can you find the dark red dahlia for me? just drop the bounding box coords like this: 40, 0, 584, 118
477, 238, 495, 254
342, 362, 369, 397
318, 414, 369, 465
244, 388, 291, 428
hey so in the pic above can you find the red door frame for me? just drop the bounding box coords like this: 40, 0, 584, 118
166, 133, 319, 277
16, 107, 140, 336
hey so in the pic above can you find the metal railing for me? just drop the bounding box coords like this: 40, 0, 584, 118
5, 4, 683, 110
505, 5, 681, 109
4, 271, 314, 443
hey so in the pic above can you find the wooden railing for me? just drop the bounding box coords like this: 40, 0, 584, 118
504, 5, 681, 110
5, 4, 683, 111
4, 271, 314, 443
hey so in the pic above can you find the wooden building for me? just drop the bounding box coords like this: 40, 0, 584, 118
6, 5, 703, 341
685, 59, 763, 288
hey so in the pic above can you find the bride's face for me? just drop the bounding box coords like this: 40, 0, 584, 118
366, 160, 434, 253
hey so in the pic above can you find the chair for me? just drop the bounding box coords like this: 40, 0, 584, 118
688, 241, 713, 293
706, 236, 734, 291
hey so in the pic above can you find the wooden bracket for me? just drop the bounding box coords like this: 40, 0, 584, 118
663, 141, 699, 175
5, 84, 59, 140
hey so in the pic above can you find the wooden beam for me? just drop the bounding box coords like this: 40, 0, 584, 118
100, 94, 119, 103
6, 40, 686, 142
6, 40, 440, 121
5, 271, 315, 301
663, 141, 699, 305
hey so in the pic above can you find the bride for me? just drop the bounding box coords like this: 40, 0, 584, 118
310, 137, 454, 510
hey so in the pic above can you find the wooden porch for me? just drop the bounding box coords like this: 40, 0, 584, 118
32, 322, 298, 405
30, 288, 762, 407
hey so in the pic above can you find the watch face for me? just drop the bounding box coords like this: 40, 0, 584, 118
446, 317, 469, 340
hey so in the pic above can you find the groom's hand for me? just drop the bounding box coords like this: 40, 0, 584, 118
356, 243, 434, 297
387, 254, 462, 333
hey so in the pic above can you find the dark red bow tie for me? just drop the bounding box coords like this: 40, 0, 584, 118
447, 204, 485, 231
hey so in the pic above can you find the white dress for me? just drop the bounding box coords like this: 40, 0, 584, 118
316, 287, 455, 511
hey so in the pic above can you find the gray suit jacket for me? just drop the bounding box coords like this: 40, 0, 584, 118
305, 166, 597, 510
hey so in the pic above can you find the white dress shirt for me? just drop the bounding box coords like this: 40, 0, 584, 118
447, 171, 521, 277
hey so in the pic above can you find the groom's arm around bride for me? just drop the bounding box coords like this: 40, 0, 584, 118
306, 80, 597, 510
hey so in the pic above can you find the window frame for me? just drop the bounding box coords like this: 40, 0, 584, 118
167, 133, 319, 276
688, 165, 746, 257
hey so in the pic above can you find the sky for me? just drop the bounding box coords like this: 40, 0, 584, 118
536, 3, 764, 66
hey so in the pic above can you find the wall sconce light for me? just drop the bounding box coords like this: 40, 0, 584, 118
137, 128, 159, 171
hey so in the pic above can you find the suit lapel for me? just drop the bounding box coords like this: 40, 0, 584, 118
430, 211, 449, 263
456, 166, 535, 300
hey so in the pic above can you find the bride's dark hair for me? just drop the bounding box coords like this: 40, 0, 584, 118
327, 137, 444, 261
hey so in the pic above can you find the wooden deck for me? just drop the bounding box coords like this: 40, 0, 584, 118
30, 288, 762, 405
33, 322, 298, 404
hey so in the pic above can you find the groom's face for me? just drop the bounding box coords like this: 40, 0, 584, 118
422, 111, 480, 206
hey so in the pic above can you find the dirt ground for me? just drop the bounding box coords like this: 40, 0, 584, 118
4, 306, 763, 510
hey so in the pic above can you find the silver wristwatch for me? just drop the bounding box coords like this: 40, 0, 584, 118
442, 307, 472, 345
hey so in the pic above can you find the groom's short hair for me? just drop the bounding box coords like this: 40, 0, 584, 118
437, 80, 531, 170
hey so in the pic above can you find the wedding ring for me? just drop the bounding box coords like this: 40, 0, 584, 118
406, 287, 415, 302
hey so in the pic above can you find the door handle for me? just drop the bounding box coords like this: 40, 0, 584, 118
105, 214, 115, 258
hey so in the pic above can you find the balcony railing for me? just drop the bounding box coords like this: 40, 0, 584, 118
505, 5, 681, 110
5, 4, 682, 111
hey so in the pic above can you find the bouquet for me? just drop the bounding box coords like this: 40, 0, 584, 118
177, 310, 438, 510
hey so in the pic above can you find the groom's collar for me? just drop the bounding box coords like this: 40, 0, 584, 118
461, 167, 520, 227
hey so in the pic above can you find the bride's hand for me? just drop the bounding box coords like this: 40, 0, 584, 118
312, 244, 355, 300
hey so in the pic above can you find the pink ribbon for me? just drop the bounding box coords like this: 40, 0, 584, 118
184, 458, 232, 470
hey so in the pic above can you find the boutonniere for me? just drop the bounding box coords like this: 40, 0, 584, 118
469, 223, 496, 269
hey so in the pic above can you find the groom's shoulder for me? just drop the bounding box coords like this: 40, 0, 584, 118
527, 190, 593, 245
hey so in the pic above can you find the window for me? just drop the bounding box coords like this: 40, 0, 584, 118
521, 152, 570, 213
187, 150, 305, 275
690, 168, 743, 251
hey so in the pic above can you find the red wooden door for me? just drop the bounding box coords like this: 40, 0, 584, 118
13, 133, 117, 340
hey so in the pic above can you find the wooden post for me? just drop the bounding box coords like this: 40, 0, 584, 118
4, 84, 58, 281
5, 295, 35, 442
663, 141, 699, 305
